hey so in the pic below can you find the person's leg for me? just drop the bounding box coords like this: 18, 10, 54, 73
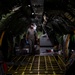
28, 39, 33, 54
32, 40, 35, 55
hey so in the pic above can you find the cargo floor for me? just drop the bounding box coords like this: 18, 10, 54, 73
7, 55, 66, 75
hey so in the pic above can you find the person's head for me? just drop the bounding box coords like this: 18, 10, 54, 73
30, 23, 34, 29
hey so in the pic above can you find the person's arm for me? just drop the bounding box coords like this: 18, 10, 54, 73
34, 30, 38, 40
26, 29, 29, 40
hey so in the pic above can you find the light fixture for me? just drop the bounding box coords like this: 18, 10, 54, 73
28, 5, 31, 7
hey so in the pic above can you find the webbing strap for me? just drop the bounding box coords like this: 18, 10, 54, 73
0, 31, 5, 46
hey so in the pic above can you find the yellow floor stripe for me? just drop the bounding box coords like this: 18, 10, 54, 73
53, 55, 62, 70
48, 56, 56, 75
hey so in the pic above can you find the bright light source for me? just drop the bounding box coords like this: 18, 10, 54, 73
32, 13, 34, 15
28, 5, 31, 7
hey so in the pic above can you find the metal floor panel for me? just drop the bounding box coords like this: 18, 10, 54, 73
7, 55, 65, 75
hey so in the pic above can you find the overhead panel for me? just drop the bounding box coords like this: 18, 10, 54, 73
31, 0, 44, 16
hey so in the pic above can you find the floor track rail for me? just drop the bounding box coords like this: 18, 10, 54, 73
7, 55, 65, 75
